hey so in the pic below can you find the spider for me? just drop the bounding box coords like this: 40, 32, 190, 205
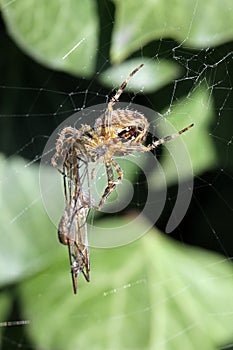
52, 63, 193, 210
51, 63, 193, 293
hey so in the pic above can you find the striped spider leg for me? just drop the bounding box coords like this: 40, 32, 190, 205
101, 63, 144, 138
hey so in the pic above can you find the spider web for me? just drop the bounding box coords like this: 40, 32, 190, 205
0, 2, 233, 349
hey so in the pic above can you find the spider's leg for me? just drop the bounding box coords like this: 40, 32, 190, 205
96, 162, 115, 209
51, 140, 73, 177
51, 155, 65, 176
147, 123, 194, 150
90, 165, 96, 179
107, 63, 144, 112
103, 64, 144, 137
96, 159, 123, 210
111, 158, 123, 183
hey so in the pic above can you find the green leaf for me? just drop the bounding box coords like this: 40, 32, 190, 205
1, 0, 99, 77
0, 155, 56, 286
149, 84, 217, 189
111, 0, 233, 62
18, 217, 233, 349
99, 58, 181, 93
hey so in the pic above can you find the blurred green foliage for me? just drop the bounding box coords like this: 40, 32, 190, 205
0, 156, 232, 349
111, 0, 233, 61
